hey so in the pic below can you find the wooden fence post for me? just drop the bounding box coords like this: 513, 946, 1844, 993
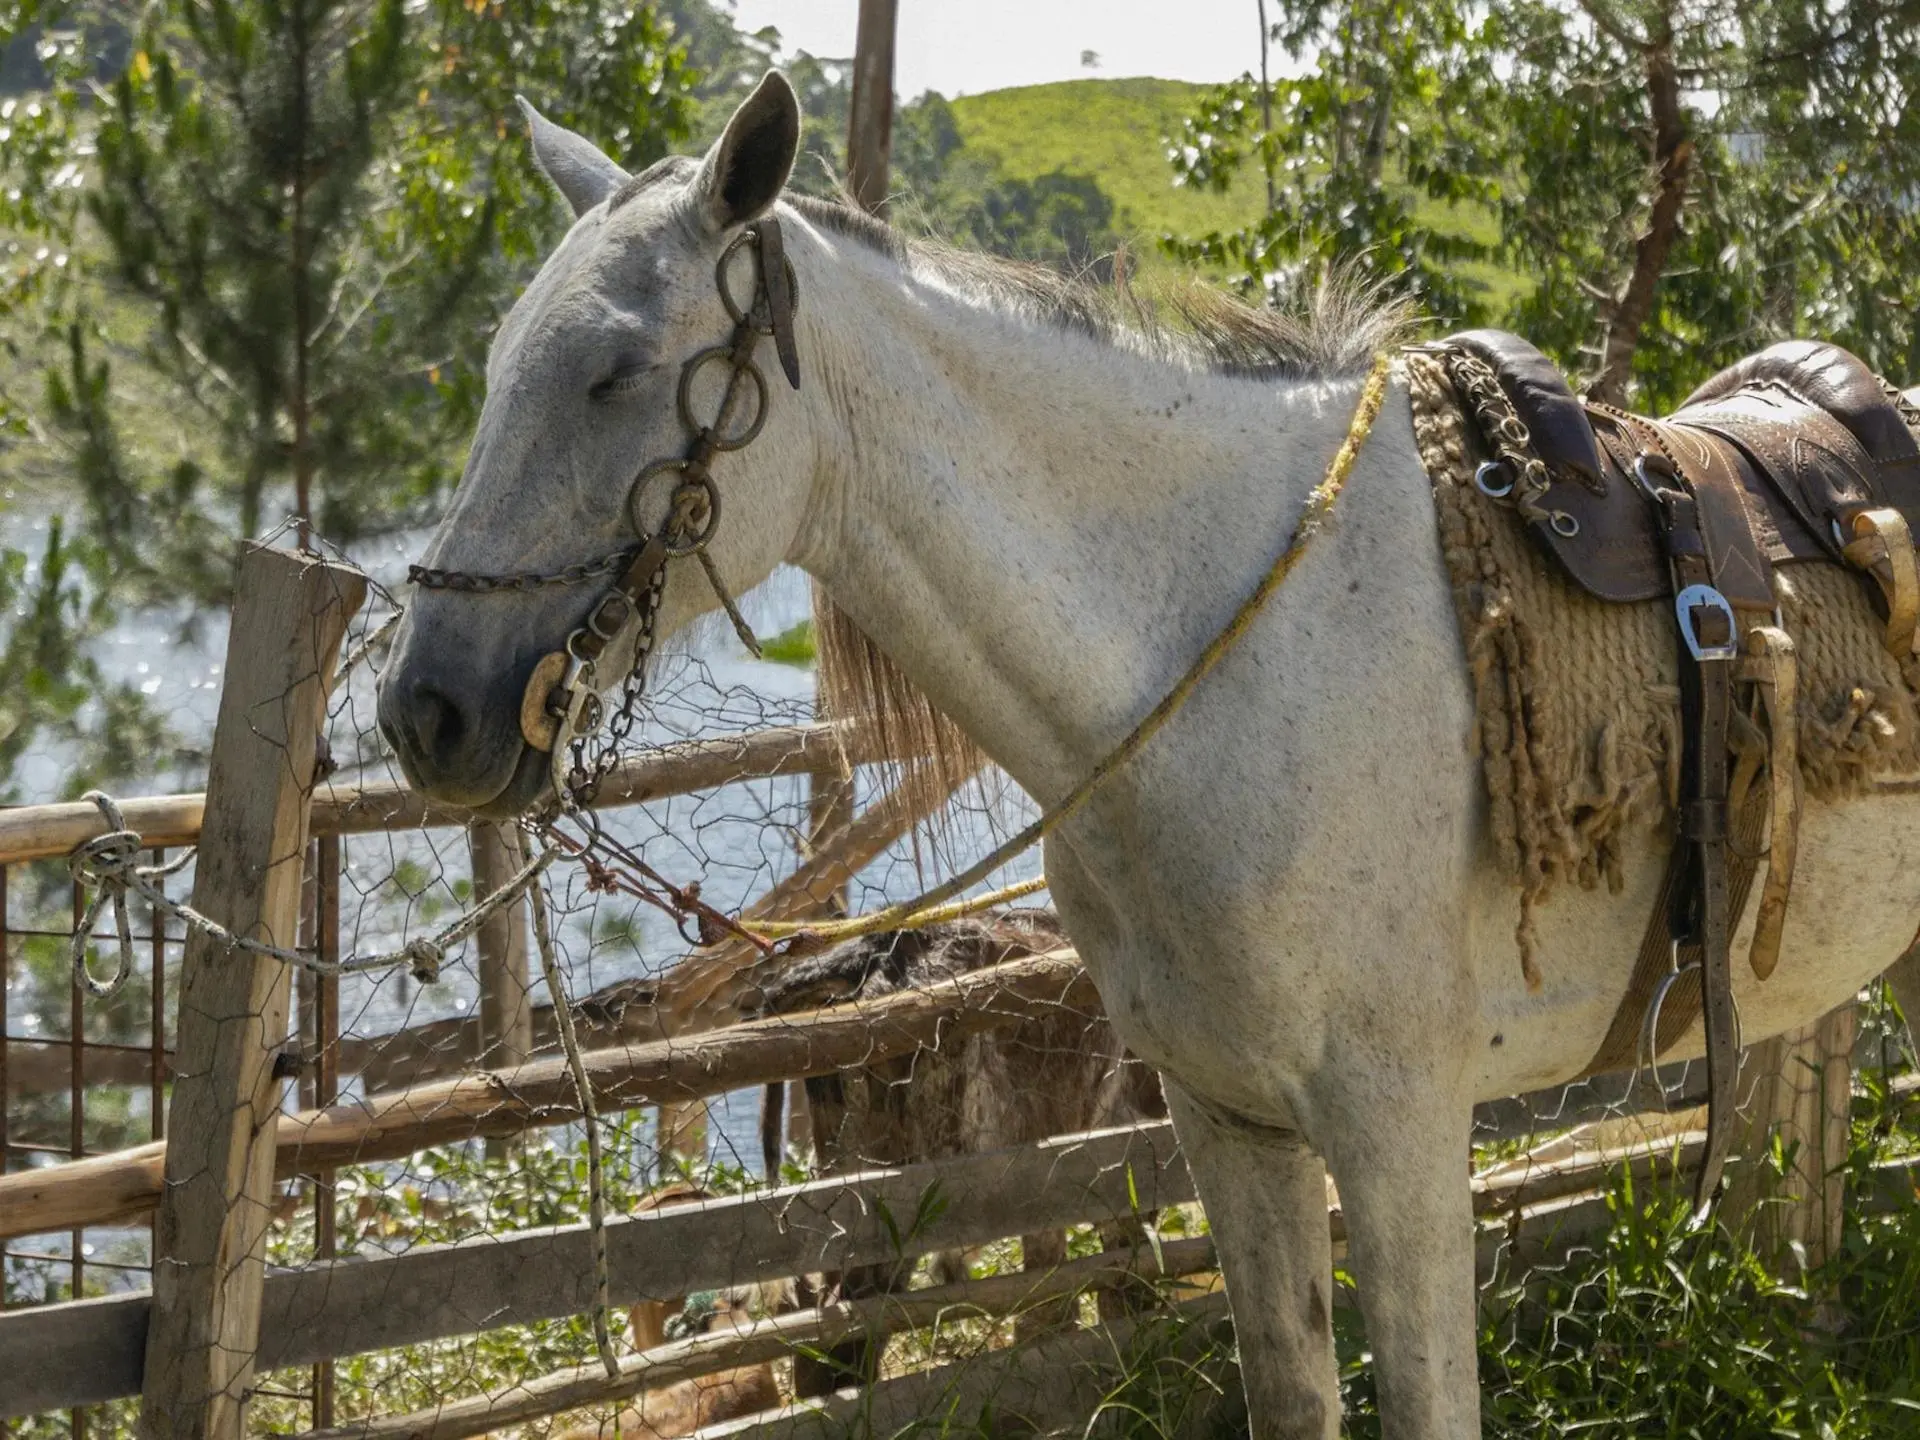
1723, 1000, 1856, 1272
470, 823, 532, 1161
140, 544, 365, 1440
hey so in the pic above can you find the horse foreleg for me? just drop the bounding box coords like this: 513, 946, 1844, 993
1323, 1095, 1480, 1440
1163, 1080, 1339, 1440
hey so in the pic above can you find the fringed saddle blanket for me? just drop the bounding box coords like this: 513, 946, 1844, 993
1405, 354, 1920, 954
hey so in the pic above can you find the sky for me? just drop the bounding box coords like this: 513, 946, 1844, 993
725, 0, 1266, 99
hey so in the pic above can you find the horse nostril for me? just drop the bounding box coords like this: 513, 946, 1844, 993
409, 682, 469, 770
380, 674, 473, 778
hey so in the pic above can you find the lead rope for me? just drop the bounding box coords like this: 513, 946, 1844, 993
750, 349, 1396, 945
524, 855, 622, 1379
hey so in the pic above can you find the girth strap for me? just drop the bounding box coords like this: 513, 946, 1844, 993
1628, 446, 1761, 1213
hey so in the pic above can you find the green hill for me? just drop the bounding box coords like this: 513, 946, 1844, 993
945, 76, 1526, 314
948, 78, 1263, 247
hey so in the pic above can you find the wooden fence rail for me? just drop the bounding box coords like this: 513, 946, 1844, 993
0, 1118, 1191, 1417
5, 935, 1818, 1244
15, 1096, 1895, 1423
298, 1237, 1223, 1440
0, 951, 1098, 1240
0, 721, 885, 866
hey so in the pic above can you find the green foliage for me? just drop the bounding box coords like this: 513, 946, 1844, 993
0, 518, 185, 798
0, 0, 699, 796
1495, 0, 1920, 406
892, 91, 1120, 272
0, 0, 696, 609
1164, 1, 1501, 319
757, 617, 817, 667
0, 30, 89, 439
1165, 0, 1920, 404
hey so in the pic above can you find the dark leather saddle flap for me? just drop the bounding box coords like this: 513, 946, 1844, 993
1440, 330, 1920, 607
1685, 340, 1920, 473
1522, 459, 1668, 602
1448, 328, 1604, 484
1444, 329, 1670, 601
1671, 390, 1884, 562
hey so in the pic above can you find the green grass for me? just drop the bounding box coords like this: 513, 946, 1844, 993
948, 78, 1264, 248
946, 77, 1531, 315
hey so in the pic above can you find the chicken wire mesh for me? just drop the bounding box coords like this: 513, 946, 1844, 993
3, 536, 1919, 1440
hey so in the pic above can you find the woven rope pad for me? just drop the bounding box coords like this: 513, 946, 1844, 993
1406, 353, 1920, 915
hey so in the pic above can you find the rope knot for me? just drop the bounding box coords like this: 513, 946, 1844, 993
66, 791, 162, 999
69, 827, 145, 889
403, 937, 445, 985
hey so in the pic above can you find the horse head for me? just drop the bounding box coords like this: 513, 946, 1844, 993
377, 73, 818, 816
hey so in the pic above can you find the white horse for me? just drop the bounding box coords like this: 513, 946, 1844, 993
377, 74, 1920, 1437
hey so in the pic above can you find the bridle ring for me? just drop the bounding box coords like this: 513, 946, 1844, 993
677, 346, 769, 451
628, 459, 723, 558
717, 230, 800, 333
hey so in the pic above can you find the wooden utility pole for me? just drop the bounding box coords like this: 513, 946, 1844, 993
795, 0, 899, 1169
845, 0, 899, 216
141, 544, 365, 1440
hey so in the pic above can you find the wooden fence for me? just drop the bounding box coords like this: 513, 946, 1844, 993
0, 543, 1894, 1438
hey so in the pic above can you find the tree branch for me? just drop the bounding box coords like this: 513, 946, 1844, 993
1571, 0, 1647, 53
1587, 11, 1690, 406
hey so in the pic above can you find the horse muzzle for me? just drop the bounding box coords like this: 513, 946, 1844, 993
376, 636, 554, 818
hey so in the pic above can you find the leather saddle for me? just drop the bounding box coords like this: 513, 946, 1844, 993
1445, 329, 1920, 614
1432, 329, 1920, 1213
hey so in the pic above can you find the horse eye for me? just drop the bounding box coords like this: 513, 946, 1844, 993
592, 362, 658, 399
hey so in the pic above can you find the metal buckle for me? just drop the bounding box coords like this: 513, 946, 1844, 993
1473, 460, 1514, 499
1675, 583, 1739, 662
586, 593, 633, 642
1632, 453, 1677, 505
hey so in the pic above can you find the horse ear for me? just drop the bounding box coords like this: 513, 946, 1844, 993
516, 96, 629, 218
694, 71, 801, 233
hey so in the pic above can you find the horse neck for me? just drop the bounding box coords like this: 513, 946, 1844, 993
787, 227, 1366, 802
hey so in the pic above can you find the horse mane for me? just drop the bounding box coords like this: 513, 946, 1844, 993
789, 191, 1418, 837
786, 192, 1413, 378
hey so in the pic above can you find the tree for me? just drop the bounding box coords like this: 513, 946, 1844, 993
1495, 0, 1920, 405
1168, 0, 1920, 405
0, 0, 694, 605
1162, 0, 1503, 322
0, 0, 696, 789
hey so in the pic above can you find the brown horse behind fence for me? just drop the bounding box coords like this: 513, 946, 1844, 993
747, 911, 1167, 1395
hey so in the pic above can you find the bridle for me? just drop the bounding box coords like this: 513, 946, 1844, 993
409, 219, 802, 809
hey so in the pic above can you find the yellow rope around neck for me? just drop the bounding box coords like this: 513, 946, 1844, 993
751, 350, 1397, 946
